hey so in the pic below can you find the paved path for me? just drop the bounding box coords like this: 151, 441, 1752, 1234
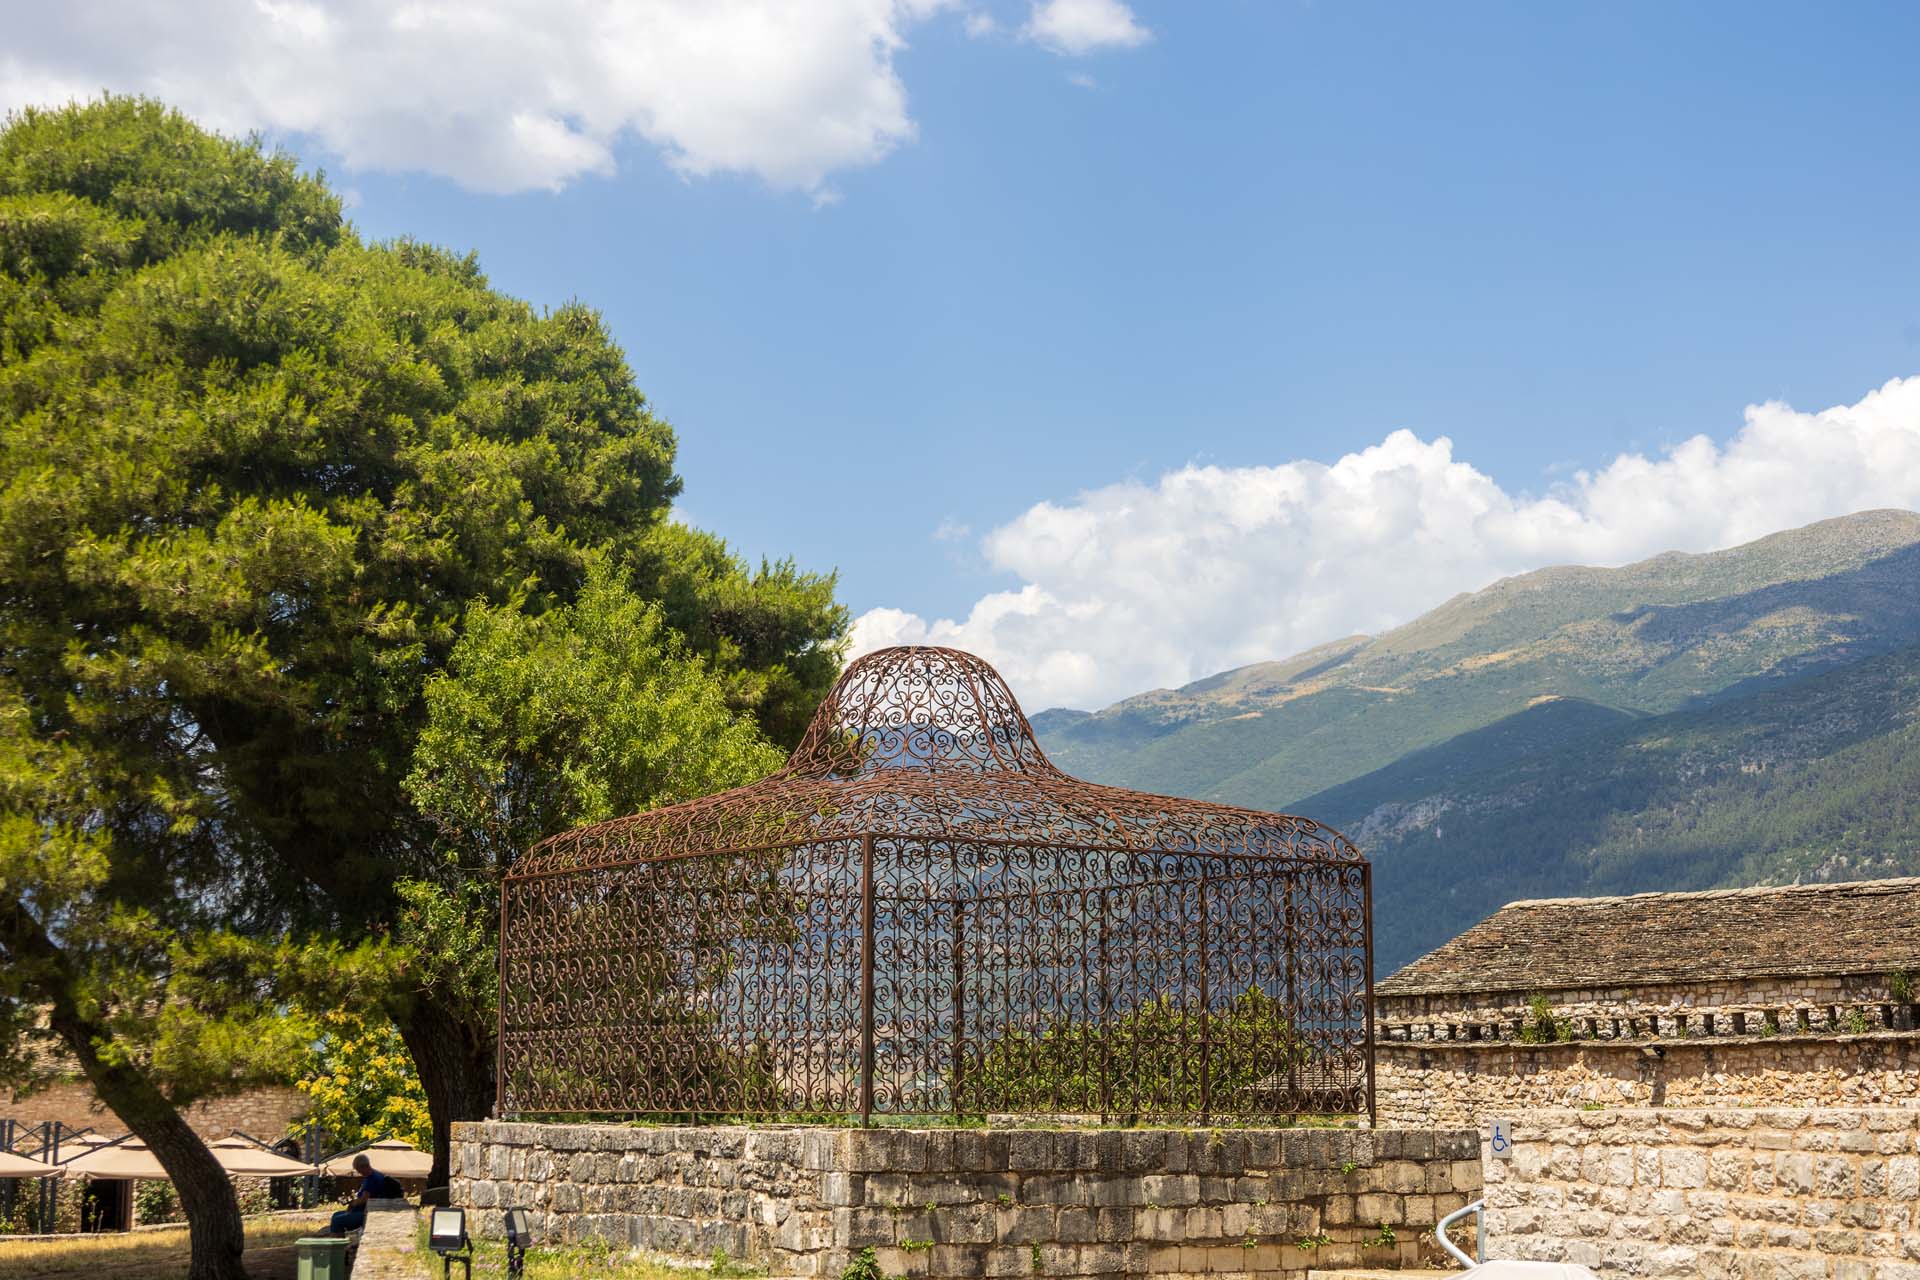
352, 1199, 429, 1280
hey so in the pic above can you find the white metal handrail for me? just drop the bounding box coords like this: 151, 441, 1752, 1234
1436, 1197, 1484, 1268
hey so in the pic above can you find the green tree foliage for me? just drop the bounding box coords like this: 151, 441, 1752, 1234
407, 562, 784, 878
405, 575, 809, 1122
399, 563, 786, 1038
0, 684, 376, 1276
966, 986, 1306, 1117
0, 96, 844, 1276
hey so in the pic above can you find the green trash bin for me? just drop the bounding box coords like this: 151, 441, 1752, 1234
295, 1236, 350, 1280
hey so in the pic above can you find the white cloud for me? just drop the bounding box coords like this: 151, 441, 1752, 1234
852, 376, 1920, 710
0, 0, 968, 195
1067, 71, 1098, 89
1022, 0, 1151, 55
964, 10, 1000, 37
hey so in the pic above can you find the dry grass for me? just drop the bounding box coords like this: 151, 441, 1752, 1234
0, 1215, 736, 1280
0, 1212, 327, 1279
0, 1220, 760, 1280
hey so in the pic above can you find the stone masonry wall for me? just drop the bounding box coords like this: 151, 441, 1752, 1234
1376, 1031, 1920, 1129
451, 1122, 1483, 1279
1377, 974, 1914, 1041
1483, 1106, 1920, 1278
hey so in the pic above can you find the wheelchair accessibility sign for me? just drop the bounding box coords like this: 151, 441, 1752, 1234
1489, 1118, 1515, 1160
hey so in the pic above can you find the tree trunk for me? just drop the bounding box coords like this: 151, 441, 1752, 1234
61, 1030, 251, 1280
397, 992, 494, 1194
8, 913, 251, 1280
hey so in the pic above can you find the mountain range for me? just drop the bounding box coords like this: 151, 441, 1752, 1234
1029, 509, 1920, 973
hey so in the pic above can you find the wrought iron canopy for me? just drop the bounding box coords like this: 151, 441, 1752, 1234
499, 645, 1373, 1124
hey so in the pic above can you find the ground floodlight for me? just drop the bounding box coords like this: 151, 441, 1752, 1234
429, 1206, 472, 1279
429, 1207, 467, 1254
505, 1206, 532, 1277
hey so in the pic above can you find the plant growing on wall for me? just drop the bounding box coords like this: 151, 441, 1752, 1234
840, 1247, 886, 1280
709, 1249, 766, 1278
1518, 994, 1572, 1045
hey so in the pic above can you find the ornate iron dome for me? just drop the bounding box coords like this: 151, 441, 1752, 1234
498, 646, 1374, 1125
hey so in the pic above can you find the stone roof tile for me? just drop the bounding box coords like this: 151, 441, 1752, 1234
1377, 877, 1920, 997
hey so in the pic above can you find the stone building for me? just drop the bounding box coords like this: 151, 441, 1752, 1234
1, 1074, 312, 1232
0, 1078, 311, 1143
1371, 877, 1920, 1127
0, 1026, 311, 1145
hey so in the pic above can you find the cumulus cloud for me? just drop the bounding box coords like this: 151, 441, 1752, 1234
853, 377, 1920, 710
0, 0, 968, 195
1022, 0, 1151, 54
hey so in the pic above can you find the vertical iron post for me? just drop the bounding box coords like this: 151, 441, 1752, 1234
1362, 863, 1377, 1128
44, 1123, 60, 1230
859, 832, 877, 1127
952, 896, 966, 1120
496, 883, 510, 1120
1197, 871, 1211, 1125
1097, 888, 1112, 1123
1283, 871, 1299, 1112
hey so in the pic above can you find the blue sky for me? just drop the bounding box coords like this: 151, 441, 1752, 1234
11, 0, 1920, 707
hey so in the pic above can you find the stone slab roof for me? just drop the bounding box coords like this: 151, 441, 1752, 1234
1377, 877, 1920, 998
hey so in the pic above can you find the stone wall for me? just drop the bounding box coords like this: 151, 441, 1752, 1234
451, 1122, 1483, 1279
1375, 1030, 1920, 1129
1483, 1106, 1920, 1277
1377, 974, 1915, 1042
0, 1080, 310, 1140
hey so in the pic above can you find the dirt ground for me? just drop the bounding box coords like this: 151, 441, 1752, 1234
15, 1239, 304, 1279
0, 1213, 329, 1279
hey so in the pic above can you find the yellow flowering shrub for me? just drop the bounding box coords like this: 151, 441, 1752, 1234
294, 1007, 432, 1151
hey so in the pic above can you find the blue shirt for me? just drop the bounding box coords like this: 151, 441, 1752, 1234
359, 1170, 405, 1200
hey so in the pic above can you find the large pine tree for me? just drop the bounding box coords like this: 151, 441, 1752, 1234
0, 97, 843, 1278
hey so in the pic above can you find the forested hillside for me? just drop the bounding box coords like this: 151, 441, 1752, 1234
1309, 645, 1920, 970
1029, 509, 1920, 972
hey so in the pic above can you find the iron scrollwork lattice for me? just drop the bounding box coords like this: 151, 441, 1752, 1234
499, 646, 1374, 1124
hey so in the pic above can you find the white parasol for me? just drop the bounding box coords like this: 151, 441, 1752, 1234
0, 1148, 60, 1177
208, 1135, 320, 1177
320, 1137, 433, 1180
57, 1137, 170, 1179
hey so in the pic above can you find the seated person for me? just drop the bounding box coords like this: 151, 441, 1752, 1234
328, 1153, 407, 1236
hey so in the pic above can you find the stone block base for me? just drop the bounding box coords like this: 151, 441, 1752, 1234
451, 1122, 1482, 1279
